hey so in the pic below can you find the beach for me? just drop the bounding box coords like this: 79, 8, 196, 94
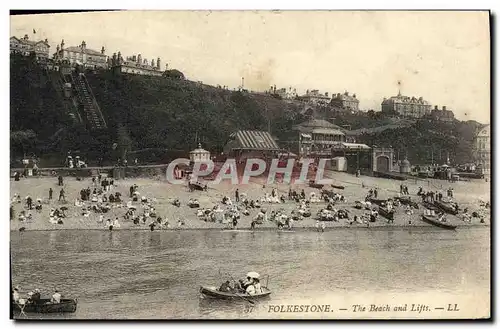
9, 171, 490, 232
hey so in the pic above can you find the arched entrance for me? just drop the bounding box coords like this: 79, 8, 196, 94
376, 156, 390, 172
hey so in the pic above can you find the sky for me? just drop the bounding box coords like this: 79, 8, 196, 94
10, 10, 490, 123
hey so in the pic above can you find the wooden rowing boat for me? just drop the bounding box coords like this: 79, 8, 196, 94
199, 286, 271, 300
395, 196, 419, 208
12, 299, 77, 313
421, 214, 457, 230
434, 200, 459, 215
378, 206, 395, 220
309, 180, 324, 189
366, 197, 387, 206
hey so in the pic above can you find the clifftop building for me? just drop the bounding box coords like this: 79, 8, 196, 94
53, 40, 107, 69
297, 89, 331, 106
473, 124, 490, 175
426, 105, 455, 122
330, 91, 360, 111
381, 92, 432, 118
268, 86, 298, 100
10, 34, 50, 60
110, 53, 163, 77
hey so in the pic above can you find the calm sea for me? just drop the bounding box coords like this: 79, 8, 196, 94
10, 227, 490, 319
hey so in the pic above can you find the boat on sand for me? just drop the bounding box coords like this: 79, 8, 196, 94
421, 214, 457, 230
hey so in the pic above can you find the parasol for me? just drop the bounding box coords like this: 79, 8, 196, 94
246, 272, 260, 279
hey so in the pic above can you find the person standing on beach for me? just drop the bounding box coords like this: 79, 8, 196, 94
48, 188, 53, 200
58, 175, 63, 186
235, 189, 239, 202
59, 188, 65, 202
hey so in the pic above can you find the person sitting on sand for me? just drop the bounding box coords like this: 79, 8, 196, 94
35, 200, 43, 212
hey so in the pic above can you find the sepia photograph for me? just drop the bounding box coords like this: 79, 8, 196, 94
8, 9, 491, 320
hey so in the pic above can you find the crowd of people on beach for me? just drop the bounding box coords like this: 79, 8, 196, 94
10, 169, 489, 231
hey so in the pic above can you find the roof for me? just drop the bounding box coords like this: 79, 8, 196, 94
190, 143, 209, 154
10, 36, 50, 47
382, 95, 430, 105
227, 130, 280, 151
63, 46, 106, 56
338, 142, 371, 150
331, 93, 359, 102
121, 61, 160, 71
311, 128, 345, 135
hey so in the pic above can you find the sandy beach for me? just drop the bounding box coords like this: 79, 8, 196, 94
9, 171, 490, 232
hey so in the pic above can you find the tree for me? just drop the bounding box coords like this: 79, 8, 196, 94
11, 130, 37, 156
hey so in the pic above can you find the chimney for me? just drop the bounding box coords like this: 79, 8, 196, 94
442, 106, 447, 111
157, 57, 161, 70
434, 105, 438, 110
101, 46, 105, 54
137, 54, 142, 64
151, 59, 155, 67
81, 41, 86, 49
132, 55, 136, 62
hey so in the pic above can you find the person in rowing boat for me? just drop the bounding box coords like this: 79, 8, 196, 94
438, 212, 446, 222
233, 279, 244, 293
241, 276, 253, 291
12, 287, 20, 303
253, 278, 262, 294
51, 289, 62, 304
218, 280, 232, 293
30, 288, 42, 304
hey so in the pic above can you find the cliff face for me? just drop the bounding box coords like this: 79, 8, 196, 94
10, 58, 480, 166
